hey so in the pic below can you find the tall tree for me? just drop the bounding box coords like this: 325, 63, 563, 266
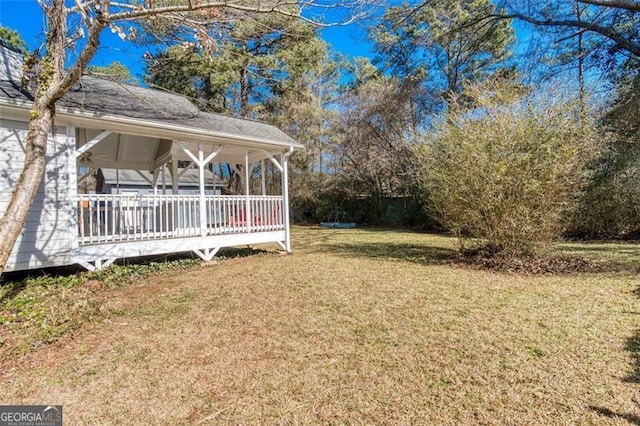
372, 0, 515, 101
573, 58, 640, 236
333, 0, 515, 223
145, 15, 328, 118
0, 0, 374, 274
145, 45, 231, 112
509, 1, 604, 106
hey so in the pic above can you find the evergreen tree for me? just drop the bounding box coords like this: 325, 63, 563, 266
86, 61, 133, 83
372, 0, 515, 102
145, 45, 231, 112
0, 25, 28, 53
145, 15, 327, 119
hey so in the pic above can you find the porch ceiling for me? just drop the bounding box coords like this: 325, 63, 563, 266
76, 128, 286, 171
169, 141, 279, 166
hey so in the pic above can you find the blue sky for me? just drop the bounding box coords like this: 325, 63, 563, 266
0, 0, 375, 81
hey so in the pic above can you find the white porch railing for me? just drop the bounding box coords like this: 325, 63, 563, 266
77, 194, 284, 245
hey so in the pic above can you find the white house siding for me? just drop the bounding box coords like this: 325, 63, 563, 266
0, 118, 73, 271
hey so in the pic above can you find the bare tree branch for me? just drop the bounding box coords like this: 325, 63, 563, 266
459, 11, 639, 57
500, 13, 640, 57
106, 0, 373, 27
577, 0, 640, 12
422, 0, 639, 57
54, 17, 107, 103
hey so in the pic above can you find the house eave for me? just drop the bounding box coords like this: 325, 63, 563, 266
0, 98, 304, 151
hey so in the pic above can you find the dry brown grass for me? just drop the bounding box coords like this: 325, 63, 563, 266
1, 227, 639, 425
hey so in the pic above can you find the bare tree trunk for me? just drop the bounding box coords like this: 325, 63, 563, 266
0, 0, 66, 271
233, 166, 244, 194
575, 2, 586, 115
234, 66, 251, 195
239, 67, 249, 118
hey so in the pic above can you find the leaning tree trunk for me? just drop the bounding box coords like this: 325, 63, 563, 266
0, 0, 105, 274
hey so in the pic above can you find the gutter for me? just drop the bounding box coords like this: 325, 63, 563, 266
283, 145, 294, 160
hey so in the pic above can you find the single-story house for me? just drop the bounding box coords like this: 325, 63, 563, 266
0, 41, 301, 272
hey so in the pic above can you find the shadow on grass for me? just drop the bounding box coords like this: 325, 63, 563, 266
326, 242, 458, 266
624, 285, 640, 385
217, 247, 270, 259
625, 330, 640, 384
0, 280, 27, 304
595, 288, 640, 425
0, 247, 270, 302
589, 406, 640, 425
327, 239, 640, 275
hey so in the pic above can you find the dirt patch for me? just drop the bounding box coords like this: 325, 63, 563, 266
459, 251, 601, 274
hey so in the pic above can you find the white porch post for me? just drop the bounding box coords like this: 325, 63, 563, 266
162, 164, 167, 195
152, 168, 159, 195
245, 149, 252, 232
172, 141, 224, 239
198, 144, 207, 237
170, 160, 179, 195
282, 149, 292, 253
261, 159, 266, 195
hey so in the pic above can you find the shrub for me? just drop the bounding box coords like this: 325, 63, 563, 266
417, 80, 603, 258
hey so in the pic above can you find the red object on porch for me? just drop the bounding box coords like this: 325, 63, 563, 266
229, 204, 280, 227
253, 204, 281, 226
229, 209, 246, 226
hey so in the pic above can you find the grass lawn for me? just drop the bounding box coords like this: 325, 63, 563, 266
1, 227, 639, 424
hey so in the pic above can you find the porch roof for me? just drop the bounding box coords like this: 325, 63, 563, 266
62, 76, 298, 146
0, 75, 302, 168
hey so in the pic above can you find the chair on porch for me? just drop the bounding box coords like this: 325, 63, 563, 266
253, 204, 281, 227
228, 204, 280, 228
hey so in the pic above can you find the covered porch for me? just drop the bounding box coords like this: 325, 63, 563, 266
71, 124, 297, 271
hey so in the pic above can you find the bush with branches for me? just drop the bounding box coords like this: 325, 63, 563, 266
418, 79, 603, 259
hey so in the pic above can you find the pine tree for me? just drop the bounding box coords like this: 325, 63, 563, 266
372, 0, 515, 102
